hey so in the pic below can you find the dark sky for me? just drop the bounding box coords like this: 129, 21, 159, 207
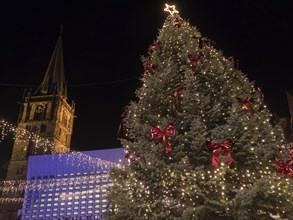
0, 0, 293, 173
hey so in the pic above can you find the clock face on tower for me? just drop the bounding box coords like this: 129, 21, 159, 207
34, 104, 46, 120
36, 105, 45, 113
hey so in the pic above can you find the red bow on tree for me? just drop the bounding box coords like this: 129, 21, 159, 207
173, 19, 183, 27
125, 150, 141, 162
149, 41, 159, 53
150, 45, 156, 53
228, 56, 234, 67
274, 157, 293, 178
149, 40, 161, 53
144, 57, 155, 74
151, 124, 176, 153
188, 54, 204, 70
173, 85, 185, 105
206, 140, 235, 168
237, 97, 255, 115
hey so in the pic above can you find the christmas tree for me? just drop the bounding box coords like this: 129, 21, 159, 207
107, 4, 293, 220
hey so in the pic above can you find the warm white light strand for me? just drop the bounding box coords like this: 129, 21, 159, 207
0, 119, 122, 169
0, 174, 112, 194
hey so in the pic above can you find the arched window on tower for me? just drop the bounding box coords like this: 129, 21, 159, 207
26, 126, 40, 157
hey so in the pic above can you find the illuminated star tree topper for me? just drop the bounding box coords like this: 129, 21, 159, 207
164, 3, 179, 16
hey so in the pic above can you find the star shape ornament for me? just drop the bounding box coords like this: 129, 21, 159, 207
164, 4, 179, 16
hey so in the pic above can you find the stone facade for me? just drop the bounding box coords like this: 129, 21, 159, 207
6, 92, 75, 180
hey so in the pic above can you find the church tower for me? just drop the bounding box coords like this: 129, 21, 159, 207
6, 32, 75, 180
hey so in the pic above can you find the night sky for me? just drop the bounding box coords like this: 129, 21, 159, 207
0, 0, 292, 176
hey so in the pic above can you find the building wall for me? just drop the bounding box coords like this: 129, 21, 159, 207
6, 94, 75, 181
21, 148, 124, 220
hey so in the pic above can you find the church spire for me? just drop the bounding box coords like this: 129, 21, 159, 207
37, 26, 66, 96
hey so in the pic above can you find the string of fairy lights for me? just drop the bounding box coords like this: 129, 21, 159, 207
0, 175, 111, 193
0, 175, 113, 203
0, 119, 54, 153
0, 119, 121, 168
0, 119, 123, 198
116, 163, 292, 217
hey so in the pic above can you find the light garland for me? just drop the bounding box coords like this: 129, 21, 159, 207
0, 198, 23, 204
0, 119, 53, 152
0, 159, 120, 194
0, 180, 27, 194
114, 164, 293, 218
0, 119, 123, 194
0, 173, 114, 194
69, 151, 122, 169
0, 119, 122, 169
